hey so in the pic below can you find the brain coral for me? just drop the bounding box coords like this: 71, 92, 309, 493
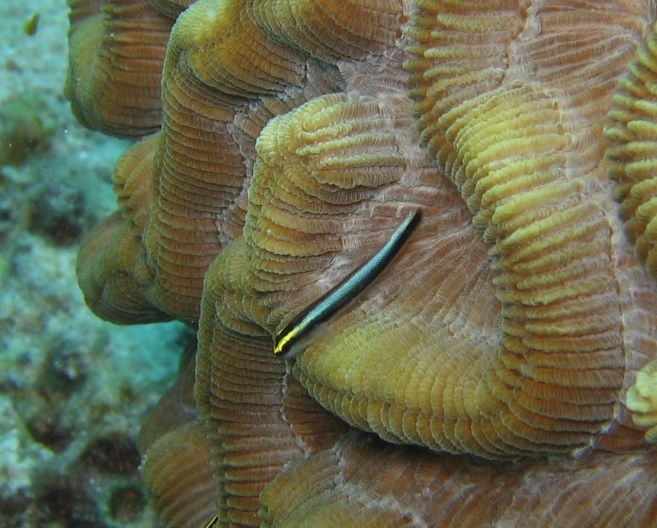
68, 0, 657, 526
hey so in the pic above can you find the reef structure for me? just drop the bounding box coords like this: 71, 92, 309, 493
67, 0, 657, 526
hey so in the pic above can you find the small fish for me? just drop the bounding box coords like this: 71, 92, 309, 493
23, 13, 40, 36
273, 210, 421, 358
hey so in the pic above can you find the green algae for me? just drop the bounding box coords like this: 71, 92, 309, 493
0, 91, 53, 167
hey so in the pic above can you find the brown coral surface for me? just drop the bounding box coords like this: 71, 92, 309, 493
68, 0, 657, 526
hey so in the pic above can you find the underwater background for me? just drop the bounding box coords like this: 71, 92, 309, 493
0, 1, 188, 526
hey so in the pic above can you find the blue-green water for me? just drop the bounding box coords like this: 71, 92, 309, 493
0, 2, 182, 526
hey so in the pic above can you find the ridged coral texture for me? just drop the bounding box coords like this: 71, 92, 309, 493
66, 0, 173, 137
67, 0, 657, 526
607, 21, 657, 280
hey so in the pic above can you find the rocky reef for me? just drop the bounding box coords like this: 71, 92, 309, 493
0, 1, 187, 526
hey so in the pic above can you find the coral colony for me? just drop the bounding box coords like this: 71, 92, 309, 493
63, 0, 657, 526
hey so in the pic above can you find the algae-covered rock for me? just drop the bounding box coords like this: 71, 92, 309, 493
0, 91, 52, 166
